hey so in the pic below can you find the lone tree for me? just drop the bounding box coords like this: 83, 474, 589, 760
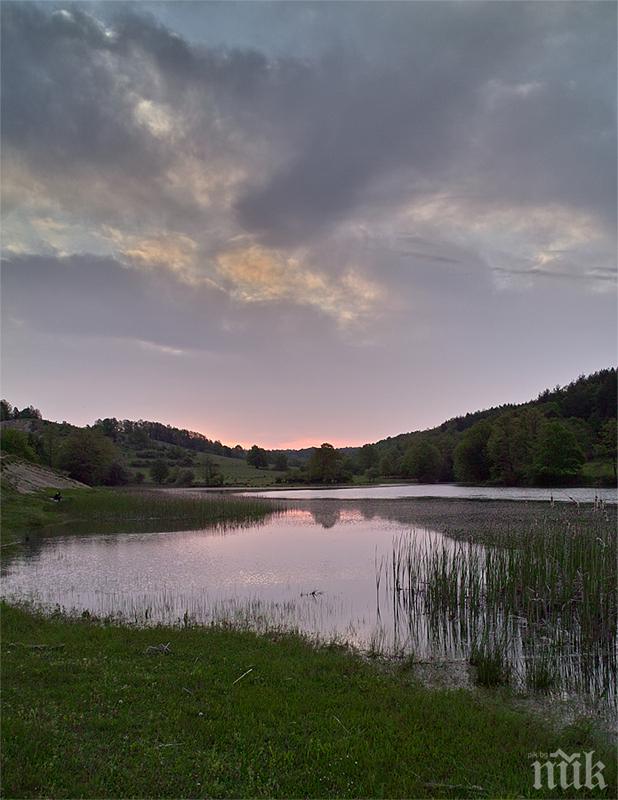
150, 459, 170, 485
247, 445, 268, 469
201, 456, 223, 486
307, 443, 344, 483
273, 452, 288, 471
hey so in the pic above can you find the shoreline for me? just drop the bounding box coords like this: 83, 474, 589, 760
2, 486, 616, 797
172, 482, 618, 504
2, 601, 615, 798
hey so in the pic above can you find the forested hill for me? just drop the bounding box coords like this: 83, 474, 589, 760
355, 368, 616, 486
1, 368, 616, 488
0, 409, 258, 488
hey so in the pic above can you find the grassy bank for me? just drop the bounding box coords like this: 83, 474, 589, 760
1, 484, 64, 553
0, 485, 277, 553
2, 603, 615, 799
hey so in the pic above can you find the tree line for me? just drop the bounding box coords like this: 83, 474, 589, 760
92, 418, 246, 459
244, 368, 616, 487
1, 367, 615, 488
352, 368, 617, 486
0, 400, 42, 421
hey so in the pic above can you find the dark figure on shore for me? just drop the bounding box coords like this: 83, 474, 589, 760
52, 491, 62, 503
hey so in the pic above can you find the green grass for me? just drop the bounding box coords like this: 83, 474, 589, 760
193, 453, 288, 486
2, 603, 615, 799
1, 485, 277, 552
0, 483, 64, 554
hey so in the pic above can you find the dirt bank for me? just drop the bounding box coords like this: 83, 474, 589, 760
0, 456, 87, 494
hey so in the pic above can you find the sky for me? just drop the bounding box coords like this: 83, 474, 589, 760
1, 1, 616, 449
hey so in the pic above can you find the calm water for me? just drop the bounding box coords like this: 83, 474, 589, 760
3, 498, 615, 708
241, 483, 618, 502
3, 508, 430, 648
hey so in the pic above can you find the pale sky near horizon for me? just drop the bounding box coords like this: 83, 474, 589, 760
1, 1, 616, 449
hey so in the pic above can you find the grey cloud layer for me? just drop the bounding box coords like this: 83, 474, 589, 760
2, 1, 615, 248
1, 0, 616, 439
1, 253, 367, 355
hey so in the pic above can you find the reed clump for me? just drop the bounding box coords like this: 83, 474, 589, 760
470, 639, 510, 687
525, 654, 558, 693
378, 508, 616, 701
51, 488, 278, 529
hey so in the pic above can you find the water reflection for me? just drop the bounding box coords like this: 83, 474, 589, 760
309, 506, 341, 528
2, 499, 615, 709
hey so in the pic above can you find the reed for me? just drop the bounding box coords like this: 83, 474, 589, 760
525, 652, 558, 693
48, 488, 279, 531
377, 508, 616, 702
470, 637, 510, 687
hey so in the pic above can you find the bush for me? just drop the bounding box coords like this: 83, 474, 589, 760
175, 468, 195, 486
150, 460, 170, 485
104, 461, 129, 486
57, 429, 118, 485
0, 429, 38, 462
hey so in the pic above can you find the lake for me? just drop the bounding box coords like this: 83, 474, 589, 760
3, 495, 615, 710
240, 483, 618, 502
3, 507, 415, 646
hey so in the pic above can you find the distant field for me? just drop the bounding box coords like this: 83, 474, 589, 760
581, 458, 615, 484
123, 443, 288, 487
198, 453, 288, 486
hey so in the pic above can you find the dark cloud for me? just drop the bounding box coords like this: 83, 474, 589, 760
2, 4, 156, 171
235, 2, 616, 245
2, 2, 615, 247
0, 3, 287, 228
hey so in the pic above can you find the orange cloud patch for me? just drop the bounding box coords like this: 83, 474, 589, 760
104, 229, 201, 281
216, 245, 383, 325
